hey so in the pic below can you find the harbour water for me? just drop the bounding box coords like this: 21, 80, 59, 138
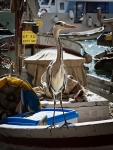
78, 39, 112, 80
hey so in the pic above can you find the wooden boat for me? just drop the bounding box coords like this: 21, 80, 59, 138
0, 34, 82, 54
93, 49, 113, 72
37, 34, 84, 56
36, 34, 92, 64
0, 34, 91, 83
60, 26, 104, 41
0, 72, 113, 150
0, 47, 112, 149
0, 34, 92, 64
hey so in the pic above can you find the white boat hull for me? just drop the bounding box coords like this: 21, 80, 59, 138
0, 119, 113, 149
0, 73, 113, 149
60, 27, 104, 41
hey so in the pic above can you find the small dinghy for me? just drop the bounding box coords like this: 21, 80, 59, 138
60, 26, 104, 41
93, 48, 113, 72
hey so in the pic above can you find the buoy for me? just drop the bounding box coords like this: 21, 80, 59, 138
40, 8, 48, 13
88, 16, 93, 28
53, 15, 59, 23
38, 8, 48, 16
69, 10, 74, 20
83, 53, 92, 64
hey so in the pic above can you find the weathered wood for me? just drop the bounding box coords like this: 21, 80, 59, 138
110, 70, 113, 93
87, 74, 113, 102
10, 0, 17, 13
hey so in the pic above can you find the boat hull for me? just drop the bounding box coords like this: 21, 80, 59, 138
0, 74, 113, 150
0, 134, 113, 150
60, 27, 104, 41
0, 72, 113, 150
0, 119, 113, 149
93, 50, 113, 72
0, 34, 83, 57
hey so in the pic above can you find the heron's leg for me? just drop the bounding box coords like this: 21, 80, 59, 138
60, 92, 71, 129
44, 94, 56, 132
52, 94, 56, 126
60, 91, 67, 121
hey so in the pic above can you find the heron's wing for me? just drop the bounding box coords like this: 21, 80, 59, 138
46, 65, 51, 90
63, 65, 68, 91
46, 60, 54, 87
46, 64, 54, 97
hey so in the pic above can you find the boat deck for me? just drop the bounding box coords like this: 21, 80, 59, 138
1, 65, 112, 124
20, 67, 111, 123
0, 71, 111, 124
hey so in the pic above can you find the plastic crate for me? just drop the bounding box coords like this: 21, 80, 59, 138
2, 108, 79, 126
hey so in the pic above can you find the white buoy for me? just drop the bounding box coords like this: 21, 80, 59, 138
88, 16, 93, 27
38, 8, 48, 17
53, 15, 59, 23
69, 10, 74, 20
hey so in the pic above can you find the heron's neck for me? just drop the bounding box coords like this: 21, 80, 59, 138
53, 29, 63, 62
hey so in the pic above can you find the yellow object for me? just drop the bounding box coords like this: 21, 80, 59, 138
0, 76, 33, 90
105, 35, 112, 40
22, 31, 37, 44
35, 19, 42, 26
0, 76, 42, 109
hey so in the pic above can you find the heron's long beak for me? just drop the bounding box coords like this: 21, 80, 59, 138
64, 23, 78, 29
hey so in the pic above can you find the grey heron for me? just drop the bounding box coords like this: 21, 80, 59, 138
46, 21, 78, 128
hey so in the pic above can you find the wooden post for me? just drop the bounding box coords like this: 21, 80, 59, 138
111, 70, 113, 82
15, 10, 19, 74
110, 26, 113, 47
15, 10, 23, 75
110, 70, 113, 93
31, 44, 34, 55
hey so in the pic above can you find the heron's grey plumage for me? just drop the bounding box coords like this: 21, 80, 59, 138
45, 21, 78, 128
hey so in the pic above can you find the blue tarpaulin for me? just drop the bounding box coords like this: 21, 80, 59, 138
22, 88, 42, 112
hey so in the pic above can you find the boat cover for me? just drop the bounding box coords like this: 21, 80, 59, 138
24, 48, 87, 87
